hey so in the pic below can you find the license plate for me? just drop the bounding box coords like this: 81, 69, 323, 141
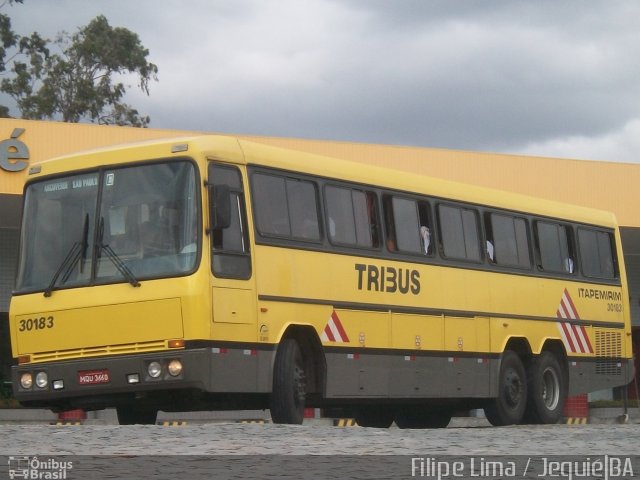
78, 369, 110, 385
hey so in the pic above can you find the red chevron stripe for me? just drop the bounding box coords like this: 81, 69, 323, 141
331, 310, 350, 343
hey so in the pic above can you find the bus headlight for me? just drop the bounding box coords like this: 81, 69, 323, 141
148, 361, 162, 378
20, 373, 33, 389
167, 359, 183, 377
35, 372, 48, 388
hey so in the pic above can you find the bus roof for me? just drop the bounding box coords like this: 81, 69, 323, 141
235, 138, 617, 229
29, 134, 617, 229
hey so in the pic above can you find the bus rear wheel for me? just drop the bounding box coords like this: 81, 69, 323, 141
484, 350, 527, 426
524, 351, 566, 424
270, 339, 306, 424
116, 406, 158, 425
395, 406, 452, 429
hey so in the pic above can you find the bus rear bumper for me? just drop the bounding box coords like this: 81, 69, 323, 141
567, 357, 635, 396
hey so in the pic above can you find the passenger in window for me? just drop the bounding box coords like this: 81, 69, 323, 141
420, 226, 431, 254
387, 234, 397, 252
328, 217, 336, 238
486, 241, 495, 262
383, 200, 396, 252
564, 257, 574, 273
366, 193, 380, 248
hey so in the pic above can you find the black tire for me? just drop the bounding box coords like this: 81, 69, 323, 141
354, 406, 395, 428
395, 406, 452, 429
270, 339, 306, 424
484, 350, 527, 426
524, 351, 566, 424
116, 406, 158, 425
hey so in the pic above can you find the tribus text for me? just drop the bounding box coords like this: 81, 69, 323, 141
355, 263, 420, 295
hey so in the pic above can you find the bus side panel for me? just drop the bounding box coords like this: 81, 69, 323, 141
324, 349, 496, 399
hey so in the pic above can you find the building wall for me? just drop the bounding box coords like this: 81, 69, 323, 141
0, 194, 20, 312
621, 228, 640, 328
0, 195, 20, 380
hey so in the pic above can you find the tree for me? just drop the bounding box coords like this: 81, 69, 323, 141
0, 1, 26, 72
1, 14, 158, 127
0, 1, 20, 71
0, 0, 48, 118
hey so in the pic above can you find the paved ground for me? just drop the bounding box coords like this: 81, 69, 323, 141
1, 422, 639, 455
1, 423, 639, 479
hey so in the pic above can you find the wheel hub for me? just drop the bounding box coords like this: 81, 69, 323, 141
504, 368, 523, 407
542, 367, 560, 410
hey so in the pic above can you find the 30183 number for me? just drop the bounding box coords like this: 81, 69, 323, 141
607, 303, 623, 312
18, 316, 54, 332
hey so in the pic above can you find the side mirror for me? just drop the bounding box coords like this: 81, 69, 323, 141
209, 184, 231, 230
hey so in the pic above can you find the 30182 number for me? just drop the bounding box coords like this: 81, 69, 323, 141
18, 316, 54, 332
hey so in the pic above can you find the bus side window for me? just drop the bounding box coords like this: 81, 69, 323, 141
438, 204, 481, 262
383, 194, 433, 255
535, 221, 575, 274
251, 172, 321, 242
325, 186, 380, 249
578, 228, 617, 279
485, 212, 531, 268
208, 163, 251, 280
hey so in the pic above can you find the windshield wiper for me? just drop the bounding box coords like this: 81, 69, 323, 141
96, 217, 141, 288
44, 213, 90, 297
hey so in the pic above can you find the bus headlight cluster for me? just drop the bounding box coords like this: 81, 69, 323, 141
146, 359, 183, 379
20, 371, 49, 389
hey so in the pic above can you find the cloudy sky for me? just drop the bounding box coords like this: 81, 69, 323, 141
6, 0, 640, 162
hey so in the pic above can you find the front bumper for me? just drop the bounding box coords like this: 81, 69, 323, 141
12, 348, 210, 405
12, 344, 274, 409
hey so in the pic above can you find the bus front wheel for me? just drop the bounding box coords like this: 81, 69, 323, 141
270, 339, 306, 424
484, 350, 527, 426
524, 351, 566, 424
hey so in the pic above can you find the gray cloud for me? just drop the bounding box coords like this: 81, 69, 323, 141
5, 0, 640, 161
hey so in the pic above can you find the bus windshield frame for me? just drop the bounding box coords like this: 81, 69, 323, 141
15, 158, 200, 295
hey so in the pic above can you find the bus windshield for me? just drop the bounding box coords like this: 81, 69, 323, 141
16, 160, 199, 293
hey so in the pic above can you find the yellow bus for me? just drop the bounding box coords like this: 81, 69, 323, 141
10, 136, 634, 426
